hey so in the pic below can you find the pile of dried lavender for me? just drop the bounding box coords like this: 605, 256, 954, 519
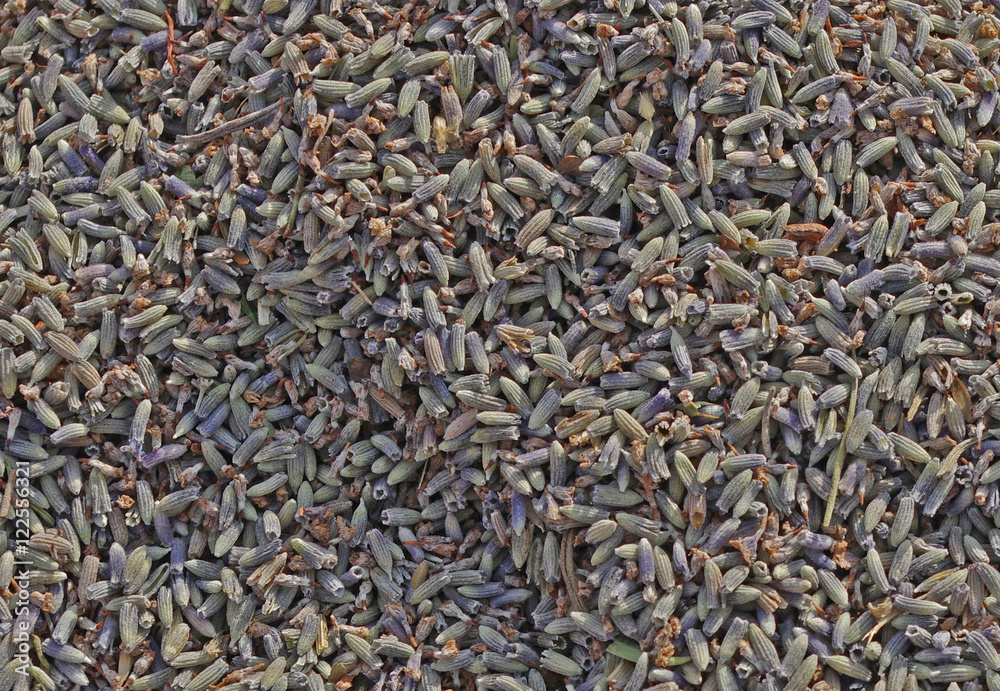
5, 0, 1000, 689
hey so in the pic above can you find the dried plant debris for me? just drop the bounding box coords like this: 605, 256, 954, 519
5, 0, 1000, 689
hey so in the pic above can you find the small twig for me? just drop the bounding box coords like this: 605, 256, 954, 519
174, 101, 283, 150
561, 530, 585, 613
164, 12, 177, 74
823, 376, 858, 527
